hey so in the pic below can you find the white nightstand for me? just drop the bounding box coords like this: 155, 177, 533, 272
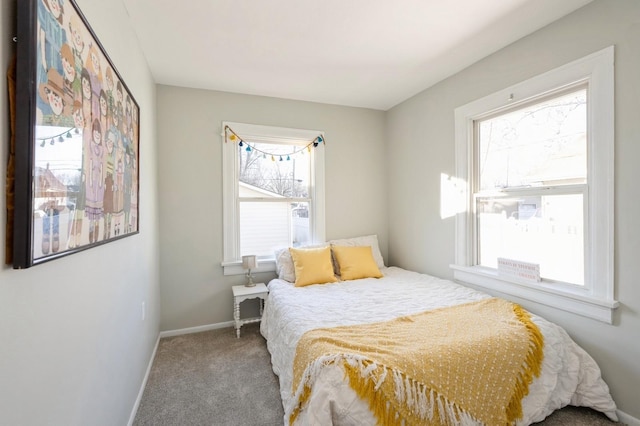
232, 283, 268, 338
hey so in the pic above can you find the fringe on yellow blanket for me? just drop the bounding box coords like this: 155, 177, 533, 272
507, 304, 545, 422
290, 298, 544, 426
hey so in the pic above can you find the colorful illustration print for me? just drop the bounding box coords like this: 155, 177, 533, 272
33, 0, 139, 260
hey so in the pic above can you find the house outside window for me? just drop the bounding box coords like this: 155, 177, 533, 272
452, 47, 618, 323
222, 122, 325, 275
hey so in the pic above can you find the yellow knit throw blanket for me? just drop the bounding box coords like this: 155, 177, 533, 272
290, 298, 544, 425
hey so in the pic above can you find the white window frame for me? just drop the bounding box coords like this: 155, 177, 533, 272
221, 122, 326, 275
451, 46, 619, 323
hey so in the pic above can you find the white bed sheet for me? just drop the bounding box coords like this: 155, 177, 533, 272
260, 267, 617, 425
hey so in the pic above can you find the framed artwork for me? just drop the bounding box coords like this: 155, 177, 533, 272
12, 0, 140, 268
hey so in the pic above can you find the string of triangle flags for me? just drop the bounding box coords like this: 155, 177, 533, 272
224, 125, 324, 161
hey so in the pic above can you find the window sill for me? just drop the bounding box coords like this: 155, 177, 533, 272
222, 259, 276, 276
450, 265, 619, 324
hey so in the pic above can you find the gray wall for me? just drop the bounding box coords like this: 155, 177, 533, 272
386, 0, 640, 419
156, 86, 387, 330
0, 0, 160, 424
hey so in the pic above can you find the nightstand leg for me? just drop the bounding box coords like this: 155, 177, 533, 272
234, 299, 241, 338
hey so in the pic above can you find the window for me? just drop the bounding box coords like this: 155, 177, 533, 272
476, 87, 587, 285
452, 47, 618, 323
222, 122, 326, 275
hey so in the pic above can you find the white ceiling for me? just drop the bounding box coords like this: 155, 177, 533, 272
121, 0, 593, 111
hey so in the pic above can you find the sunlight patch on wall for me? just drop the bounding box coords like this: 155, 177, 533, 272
440, 173, 467, 220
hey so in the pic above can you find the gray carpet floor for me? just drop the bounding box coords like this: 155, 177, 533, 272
133, 323, 620, 426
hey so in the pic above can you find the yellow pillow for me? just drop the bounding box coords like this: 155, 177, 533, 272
331, 245, 383, 281
289, 247, 338, 287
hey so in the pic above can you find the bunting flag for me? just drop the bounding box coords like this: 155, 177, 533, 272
224, 125, 324, 161
37, 127, 78, 147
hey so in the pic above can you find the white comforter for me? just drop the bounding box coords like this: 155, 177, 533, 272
260, 267, 618, 425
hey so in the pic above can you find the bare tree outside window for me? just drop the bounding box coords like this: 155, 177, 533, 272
478, 89, 587, 191
238, 142, 309, 198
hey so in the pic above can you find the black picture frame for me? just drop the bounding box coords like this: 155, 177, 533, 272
13, 0, 140, 268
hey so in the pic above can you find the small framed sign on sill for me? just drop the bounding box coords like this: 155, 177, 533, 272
497, 258, 541, 283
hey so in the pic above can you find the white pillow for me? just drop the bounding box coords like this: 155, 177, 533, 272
328, 234, 385, 270
274, 243, 328, 283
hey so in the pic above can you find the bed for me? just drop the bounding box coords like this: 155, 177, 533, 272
260, 237, 618, 425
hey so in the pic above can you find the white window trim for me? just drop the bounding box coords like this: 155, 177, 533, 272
221, 122, 326, 275
452, 46, 618, 323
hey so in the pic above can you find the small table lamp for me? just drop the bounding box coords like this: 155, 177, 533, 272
242, 255, 258, 287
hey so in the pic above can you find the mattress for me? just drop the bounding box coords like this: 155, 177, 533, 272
260, 266, 617, 425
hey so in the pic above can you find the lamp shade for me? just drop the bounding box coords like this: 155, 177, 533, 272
242, 255, 257, 270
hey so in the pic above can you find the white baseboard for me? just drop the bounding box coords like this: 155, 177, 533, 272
127, 334, 161, 426
618, 409, 640, 426
159, 320, 235, 338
